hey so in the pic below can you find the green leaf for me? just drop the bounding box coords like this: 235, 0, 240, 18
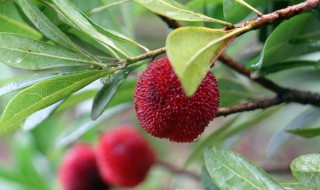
252, 13, 320, 72
287, 127, 320, 138
260, 60, 319, 75
166, 27, 234, 96
0, 73, 62, 97
290, 38, 320, 47
204, 146, 284, 190
91, 64, 140, 120
16, 0, 91, 59
133, 0, 231, 26
223, 0, 266, 23
0, 70, 108, 135
0, 33, 103, 70
0, 14, 42, 39
291, 154, 320, 188
52, 0, 127, 57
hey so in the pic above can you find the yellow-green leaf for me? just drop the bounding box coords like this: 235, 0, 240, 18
0, 70, 108, 135
166, 27, 234, 96
133, 0, 231, 27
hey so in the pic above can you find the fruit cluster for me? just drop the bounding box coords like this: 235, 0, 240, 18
59, 126, 156, 190
59, 57, 219, 189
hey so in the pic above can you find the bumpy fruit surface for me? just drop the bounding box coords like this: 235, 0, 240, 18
134, 57, 220, 142
58, 144, 109, 190
96, 126, 156, 187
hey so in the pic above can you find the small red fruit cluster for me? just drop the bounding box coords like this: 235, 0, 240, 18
58, 126, 156, 190
134, 57, 220, 143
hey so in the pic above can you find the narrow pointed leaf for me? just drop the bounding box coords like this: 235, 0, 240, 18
16, 0, 90, 58
0, 33, 101, 70
91, 71, 128, 120
166, 27, 234, 96
0, 70, 108, 135
133, 0, 231, 26
252, 13, 320, 71
204, 146, 284, 190
0, 14, 42, 39
260, 60, 319, 75
0, 73, 62, 97
291, 154, 320, 188
287, 127, 320, 138
91, 64, 140, 120
266, 108, 320, 156
52, 0, 126, 57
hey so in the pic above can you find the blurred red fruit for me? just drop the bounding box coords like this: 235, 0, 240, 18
59, 144, 109, 190
96, 126, 156, 187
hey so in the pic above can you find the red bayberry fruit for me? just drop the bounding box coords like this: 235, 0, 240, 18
96, 126, 156, 187
58, 144, 109, 190
134, 57, 220, 142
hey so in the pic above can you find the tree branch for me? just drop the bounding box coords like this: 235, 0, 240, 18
217, 53, 320, 117
217, 90, 320, 117
217, 97, 282, 117
234, 0, 320, 30
218, 53, 286, 94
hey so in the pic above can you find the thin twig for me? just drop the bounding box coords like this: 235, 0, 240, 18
218, 53, 286, 94
234, 0, 320, 30
157, 160, 200, 181
216, 91, 320, 118
217, 53, 320, 117
217, 98, 282, 117
124, 47, 166, 65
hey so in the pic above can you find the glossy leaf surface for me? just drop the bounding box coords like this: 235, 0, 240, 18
291, 154, 320, 188
0, 70, 108, 135
0, 33, 98, 70
204, 146, 284, 190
